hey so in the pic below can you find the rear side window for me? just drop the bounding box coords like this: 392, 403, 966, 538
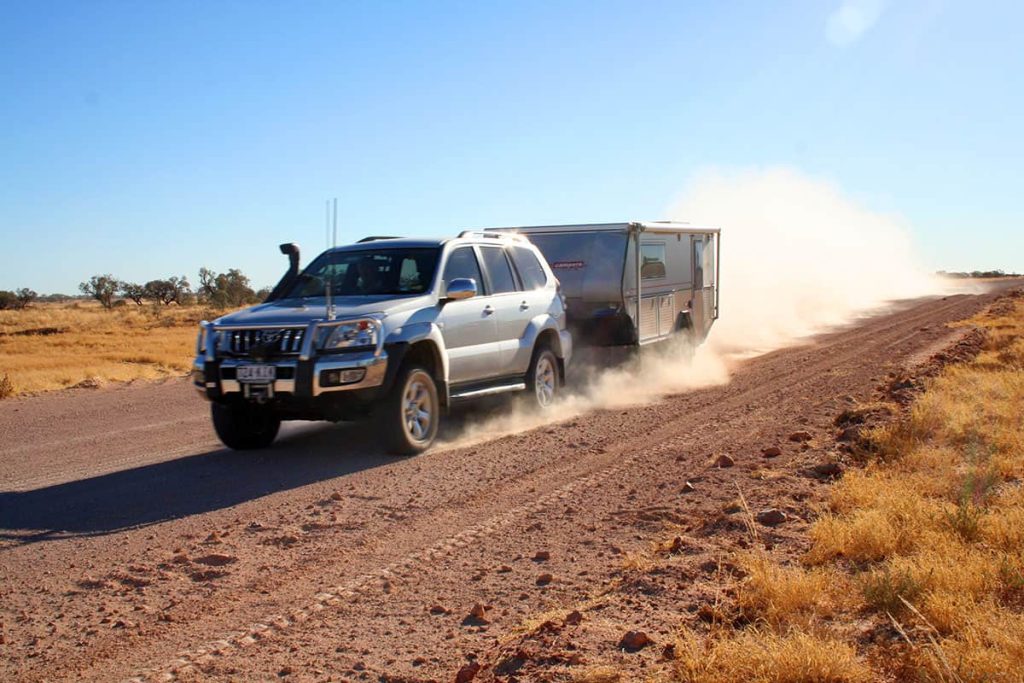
443, 247, 484, 293
510, 246, 548, 290
479, 246, 517, 294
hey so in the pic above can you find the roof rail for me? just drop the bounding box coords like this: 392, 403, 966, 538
456, 230, 525, 241
356, 235, 401, 243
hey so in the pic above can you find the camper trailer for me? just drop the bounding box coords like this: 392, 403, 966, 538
487, 222, 719, 348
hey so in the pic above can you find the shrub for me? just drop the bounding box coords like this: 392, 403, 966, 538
79, 275, 119, 309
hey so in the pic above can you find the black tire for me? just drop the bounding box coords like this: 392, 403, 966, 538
673, 315, 698, 361
527, 346, 559, 409
376, 364, 439, 455
211, 401, 281, 450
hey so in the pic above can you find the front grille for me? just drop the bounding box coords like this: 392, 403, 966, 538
225, 328, 305, 356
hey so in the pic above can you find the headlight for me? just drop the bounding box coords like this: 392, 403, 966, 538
319, 320, 379, 350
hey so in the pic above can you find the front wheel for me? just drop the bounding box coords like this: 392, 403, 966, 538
376, 365, 440, 455
527, 347, 559, 409
211, 401, 281, 450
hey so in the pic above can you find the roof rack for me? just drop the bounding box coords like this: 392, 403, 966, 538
356, 236, 401, 243
456, 230, 526, 241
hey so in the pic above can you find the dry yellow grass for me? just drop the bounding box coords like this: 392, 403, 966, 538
665, 293, 1024, 683
672, 629, 873, 683
572, 667, 622, 683
0, 301, 224, 396
735, 553, 849, 627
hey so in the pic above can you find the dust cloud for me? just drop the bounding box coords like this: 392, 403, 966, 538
443, 167, 960, 448
675, 167, 954, 356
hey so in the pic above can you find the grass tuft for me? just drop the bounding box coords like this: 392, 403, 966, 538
672, 629, 873, 683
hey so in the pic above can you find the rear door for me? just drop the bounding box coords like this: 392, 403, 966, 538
436, 246, 501, 383
507, 245, 555, 372
477, 245, 532, 376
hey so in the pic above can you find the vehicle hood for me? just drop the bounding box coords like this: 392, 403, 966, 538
214, 295, 434, 326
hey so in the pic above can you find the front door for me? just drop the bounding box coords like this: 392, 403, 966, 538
436, 246, 501, 383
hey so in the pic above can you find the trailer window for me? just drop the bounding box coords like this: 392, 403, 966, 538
443, 247, 485, 294
640, 243, 667, 280
693, 239, 704, 287
510, 246, 548, 289
480, 246, 517, 294
702, 237, 715, 287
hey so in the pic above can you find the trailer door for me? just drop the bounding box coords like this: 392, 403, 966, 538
691, 235, 717, 339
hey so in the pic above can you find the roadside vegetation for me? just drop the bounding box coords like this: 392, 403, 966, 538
668, 293, 1024, 682
0, 266, 268, 398
0, 302, 210, 397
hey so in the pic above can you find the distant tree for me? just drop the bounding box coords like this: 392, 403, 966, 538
119, 282, 147, 305
15, 288, 37, 309
144, 276, 191, 305
79, 275, 119, 309
254, 286, 272, 301
197, 267, 259, 308
38, 293, 73, 303
0, 291, 17, 310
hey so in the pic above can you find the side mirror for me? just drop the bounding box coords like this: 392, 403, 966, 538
444, 278, 477, 301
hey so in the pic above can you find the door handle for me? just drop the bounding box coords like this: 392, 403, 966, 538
519, 301, 530, 310
483, 305, 494, 315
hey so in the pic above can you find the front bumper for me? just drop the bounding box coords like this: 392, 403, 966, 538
193, 318, 389, 401
193, 351, 388, 400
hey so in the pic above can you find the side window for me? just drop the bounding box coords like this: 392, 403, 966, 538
510, 246, 548, 290
479, 246, 517, 294
640, 243, 667, 280
442, 247, 484, 293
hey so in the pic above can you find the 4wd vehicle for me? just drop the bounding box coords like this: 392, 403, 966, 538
193, 232, 571, 454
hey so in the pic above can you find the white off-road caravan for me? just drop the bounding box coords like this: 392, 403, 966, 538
487, 221, 719, 349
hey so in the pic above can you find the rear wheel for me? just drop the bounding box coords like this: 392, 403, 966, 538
377, 365, 439, 455
211, 401, 280, 450
527, 346, 559, 409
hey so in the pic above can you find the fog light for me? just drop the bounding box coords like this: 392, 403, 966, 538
320, 368, 367, 387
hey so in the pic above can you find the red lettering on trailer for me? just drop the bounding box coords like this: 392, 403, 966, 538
551, 260, 585, 270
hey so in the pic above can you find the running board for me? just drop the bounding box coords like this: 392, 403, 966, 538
450, 382, 526, 401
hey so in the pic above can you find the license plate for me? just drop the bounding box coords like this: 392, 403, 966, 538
237, 365, 276, 383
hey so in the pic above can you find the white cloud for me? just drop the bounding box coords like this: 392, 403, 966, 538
826, 0, 886, 47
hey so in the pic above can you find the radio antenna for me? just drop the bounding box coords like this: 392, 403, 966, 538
325, 198, 337, 321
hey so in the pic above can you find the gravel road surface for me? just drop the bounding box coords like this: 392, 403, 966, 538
0, 285, 1014, 682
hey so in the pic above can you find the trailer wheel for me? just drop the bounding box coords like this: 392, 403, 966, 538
376, 364, 439, 455
674, 313, 698, 360
527, 346, 559, 409
211, 401, 280, 450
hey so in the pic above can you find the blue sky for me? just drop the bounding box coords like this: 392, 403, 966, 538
1, 0, 1021, 293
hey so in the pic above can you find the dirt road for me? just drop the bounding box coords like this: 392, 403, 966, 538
0, 286, 1013, 682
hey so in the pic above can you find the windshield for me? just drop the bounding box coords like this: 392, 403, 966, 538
285, 247, 440, 298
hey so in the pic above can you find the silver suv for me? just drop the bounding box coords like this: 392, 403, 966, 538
193, 231, 571, 453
